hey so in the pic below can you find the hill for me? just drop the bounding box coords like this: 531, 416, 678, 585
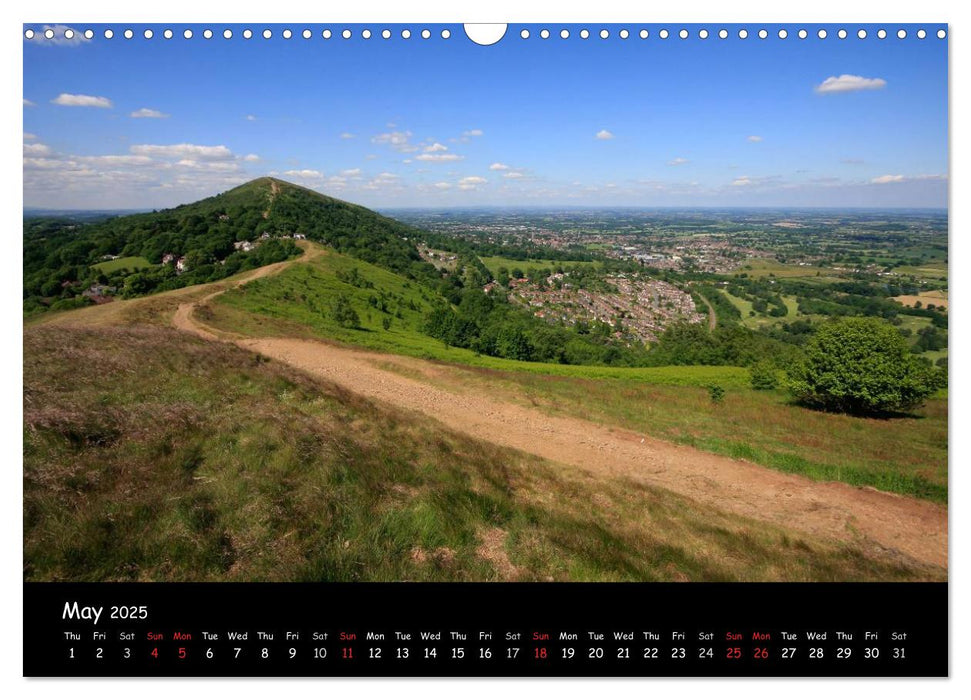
25, 178, 660, 367
23, 177, 434, 315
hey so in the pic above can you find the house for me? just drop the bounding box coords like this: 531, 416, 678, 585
176, 257, 188, 273
162, 253, 176, 264
81, 284, 116, 304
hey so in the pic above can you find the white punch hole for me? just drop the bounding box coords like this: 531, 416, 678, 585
464, 24, 507, 46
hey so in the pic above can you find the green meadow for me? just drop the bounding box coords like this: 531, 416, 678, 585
91, 256, 153, 274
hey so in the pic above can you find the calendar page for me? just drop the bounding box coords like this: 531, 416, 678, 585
22, 19, 948, 678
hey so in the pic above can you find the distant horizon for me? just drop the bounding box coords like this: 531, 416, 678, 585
23, 203, 950, 214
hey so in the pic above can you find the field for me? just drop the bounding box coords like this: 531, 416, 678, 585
478, 255, 601, 276
91, 256, 153, 274
893, 263, 948, 283
893, 290, 949, 310
23, 324, 940, 582
738, 258, 839, 279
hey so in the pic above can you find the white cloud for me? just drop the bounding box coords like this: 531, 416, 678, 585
23, 143, 51, 156
24, 132, 37, 140
25, 25, 90, 47
371, 130, 417, 152
341, 168, 362, 177
462, 129, 484, 137
871, 174, 947, 184
52, 93, 113, 108
131, 143, 234, 160
23, 98, 35, 107
458, 176, 487, 190
728, 174, 783, 189
77, 155, 154, 166
242, 154, 261, 162
416, 153, 464, 162
23, 157, 73, 171
489, 162, 510, 171
668, 157, 689, 166
23, 142, 254, 208
747, 135, 763, 142
595, 129, 614, 140
340, 132, 356, 139
434, 182, 452, 189
504, 171, 525, 179
176, 160, 241, 172
424, 142, 449, 153
245, 115, 258, 121
362, 172, 402, 190
130, 107, 169, 119
815, 75, 887, 94
284, 169, 324, 178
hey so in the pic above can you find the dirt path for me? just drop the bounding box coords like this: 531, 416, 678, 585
262, 178, 281, 219
170, 251, 947, 571
171, 243, 322, 340
694, 290, 718, 330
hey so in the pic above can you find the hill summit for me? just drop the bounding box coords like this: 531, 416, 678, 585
209, 177, 425, 269
24, 178, 428, 311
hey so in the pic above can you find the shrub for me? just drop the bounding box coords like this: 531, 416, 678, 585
786, 317, 939, 415
381, 317, 392, 331
749, 361, 779, 391
331, 293, 360, 328
707, 384, 725, 404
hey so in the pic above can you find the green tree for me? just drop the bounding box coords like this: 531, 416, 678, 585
332, 293, 360, 328
786, 317, 940, 415
749, 360, 779, 391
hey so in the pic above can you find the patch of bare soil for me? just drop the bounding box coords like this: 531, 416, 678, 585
476, 527, 520, 580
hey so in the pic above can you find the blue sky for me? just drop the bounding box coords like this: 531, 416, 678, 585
23, 24, 948, 209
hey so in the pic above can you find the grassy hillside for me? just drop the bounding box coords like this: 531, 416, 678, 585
23, 324, 941, 582
206, 247, 751, 387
